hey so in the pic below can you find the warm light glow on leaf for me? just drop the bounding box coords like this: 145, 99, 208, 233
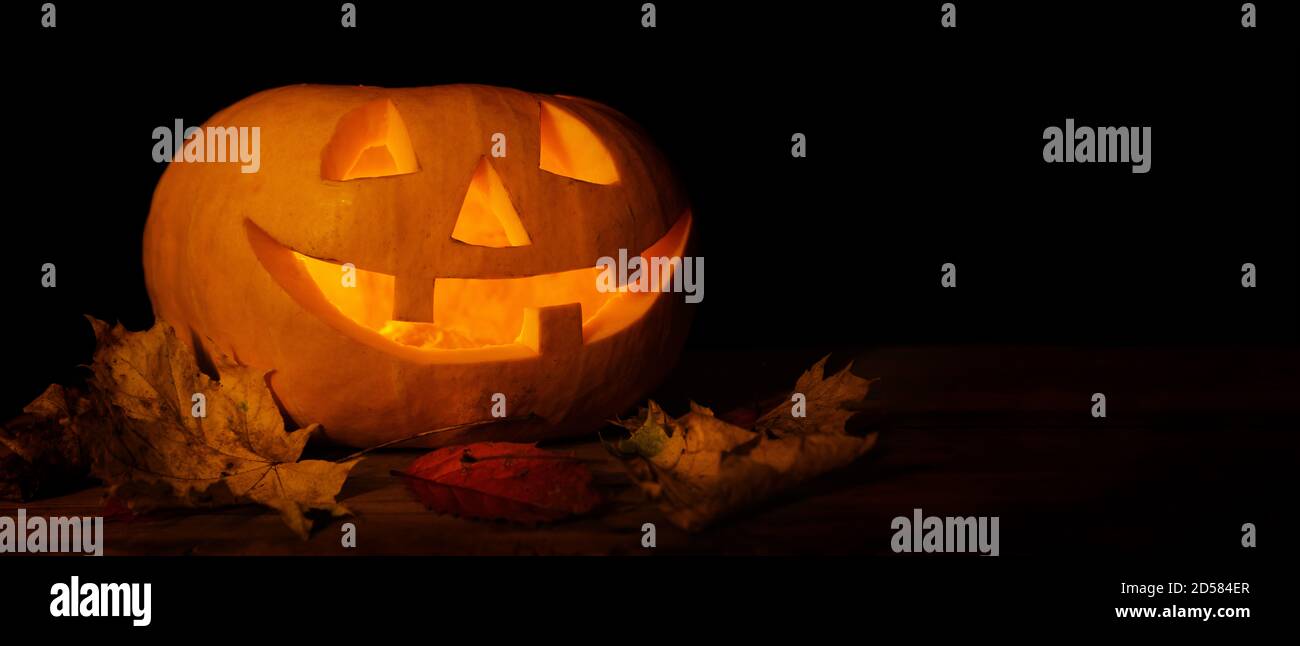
321, 98, 419, 181
538, 101, 619, 185
451, 157, 532, 248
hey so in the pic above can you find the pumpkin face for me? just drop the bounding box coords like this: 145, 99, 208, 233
143, 84, 694, 447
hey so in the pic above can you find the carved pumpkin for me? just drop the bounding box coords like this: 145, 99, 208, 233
143, 84, 694, 447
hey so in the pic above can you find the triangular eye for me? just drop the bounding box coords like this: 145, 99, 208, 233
452, 157, 531, 247
321, 98, 419, 181
538, 100, 619, 185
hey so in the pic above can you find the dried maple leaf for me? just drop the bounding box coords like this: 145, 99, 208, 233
608, 356, 878, 531
754, 356, 875, 437
398, 442, 601, 523
82, 318, 359, 539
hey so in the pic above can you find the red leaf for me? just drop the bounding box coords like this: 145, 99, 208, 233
398, 442, 601, 524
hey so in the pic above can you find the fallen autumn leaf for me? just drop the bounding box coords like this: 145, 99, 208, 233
607, 356, 879, 531
398, 442, 602, 524
81, 318, 358, 539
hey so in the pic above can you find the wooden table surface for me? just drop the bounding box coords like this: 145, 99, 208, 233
5, 345, 1296, 555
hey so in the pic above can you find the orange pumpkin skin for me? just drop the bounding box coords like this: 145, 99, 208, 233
143, 84, 694, 448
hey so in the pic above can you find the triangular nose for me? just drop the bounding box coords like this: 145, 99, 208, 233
451, 157, 531, 248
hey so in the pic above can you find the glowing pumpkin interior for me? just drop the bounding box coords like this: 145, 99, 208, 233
248, 213, 689, 362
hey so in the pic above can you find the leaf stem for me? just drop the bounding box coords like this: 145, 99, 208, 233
336, 414, 541, 462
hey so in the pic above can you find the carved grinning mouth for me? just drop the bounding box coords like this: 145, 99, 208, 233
246, 211, 691, 363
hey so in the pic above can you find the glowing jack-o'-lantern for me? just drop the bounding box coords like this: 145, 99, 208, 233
143, 85, 694, 447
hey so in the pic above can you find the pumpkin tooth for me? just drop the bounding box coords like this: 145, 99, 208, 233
518, 303, 584, 356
